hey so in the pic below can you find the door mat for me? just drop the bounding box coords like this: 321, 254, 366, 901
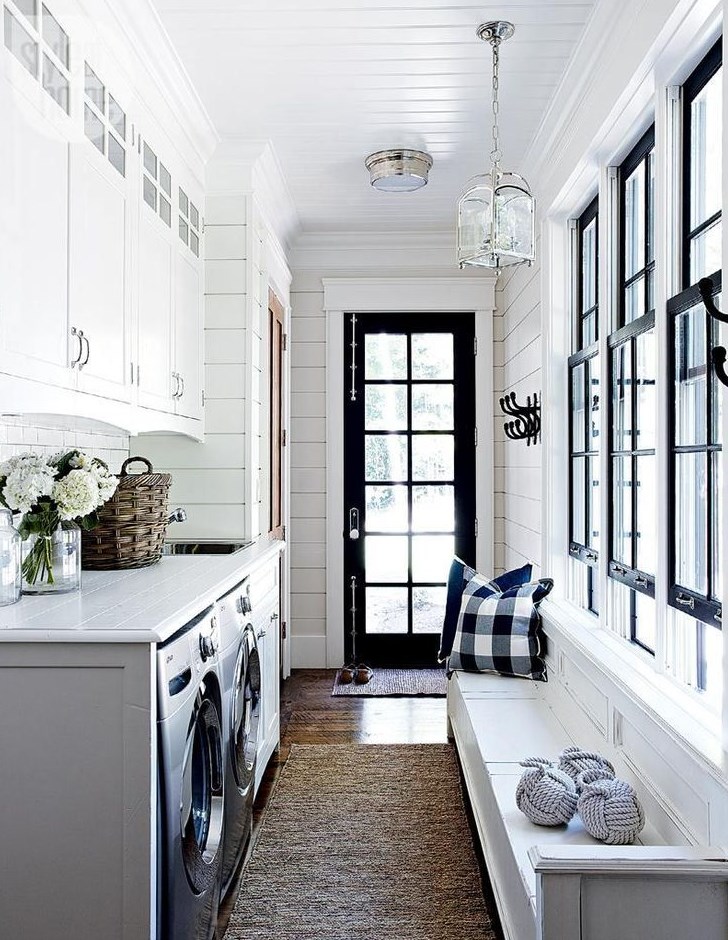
331, 667, 447, 697
226, 744, 497, 940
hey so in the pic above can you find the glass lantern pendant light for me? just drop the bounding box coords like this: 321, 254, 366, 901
457, 22, 536, 272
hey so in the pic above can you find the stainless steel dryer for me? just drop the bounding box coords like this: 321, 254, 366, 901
218, 580, 261, 897
157, 606, 225, 940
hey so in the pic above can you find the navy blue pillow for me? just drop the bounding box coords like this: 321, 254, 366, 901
438, 558, 533, 662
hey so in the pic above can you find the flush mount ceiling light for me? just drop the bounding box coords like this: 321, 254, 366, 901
457, 21, 536, 272
365, 149, 433, 192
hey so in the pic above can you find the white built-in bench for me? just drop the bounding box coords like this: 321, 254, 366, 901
447, 670, 728, 940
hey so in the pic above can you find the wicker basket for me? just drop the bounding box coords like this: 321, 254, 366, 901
82, 457, 172, 570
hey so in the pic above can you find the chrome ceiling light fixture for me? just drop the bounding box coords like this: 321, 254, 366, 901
365, 149, 433, 192
457, 21, 535, 272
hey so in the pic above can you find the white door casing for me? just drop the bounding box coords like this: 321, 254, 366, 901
322, 276, 496, 668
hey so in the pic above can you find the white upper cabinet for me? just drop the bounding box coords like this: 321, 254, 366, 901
137, 138, 175, 414
0, 2, 72, 390
68, 63, 132, 401
0, 0, 210, 436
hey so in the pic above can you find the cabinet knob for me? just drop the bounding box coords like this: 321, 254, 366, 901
257, 629, 266, 640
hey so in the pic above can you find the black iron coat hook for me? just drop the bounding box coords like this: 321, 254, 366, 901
500, 391, 541, 446
700, 277, 728, 389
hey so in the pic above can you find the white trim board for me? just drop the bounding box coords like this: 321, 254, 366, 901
323, 276, 496, 668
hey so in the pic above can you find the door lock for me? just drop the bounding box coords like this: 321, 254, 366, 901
348, 508, 360, 540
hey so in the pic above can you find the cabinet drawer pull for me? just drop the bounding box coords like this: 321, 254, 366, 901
78, 334, 90, 370
178, 374, 185, 399
675, 593, 695, 609
172, 372, 180, 398
70, 327, 84, 368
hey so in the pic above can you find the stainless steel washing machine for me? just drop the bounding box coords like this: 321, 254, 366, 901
157, 606, 225, 940
218, 580, 260, 897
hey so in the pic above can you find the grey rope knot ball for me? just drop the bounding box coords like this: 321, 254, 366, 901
576, 772, 645, 845
516, 758, 578, 826
557, 746, 615, 791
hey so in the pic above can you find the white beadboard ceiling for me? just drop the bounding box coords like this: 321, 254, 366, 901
152, 0, 597, 235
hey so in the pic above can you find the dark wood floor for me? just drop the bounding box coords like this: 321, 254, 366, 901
218, 669, 502, 939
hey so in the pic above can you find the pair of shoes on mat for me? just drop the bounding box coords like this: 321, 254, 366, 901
339, 663, 373, 685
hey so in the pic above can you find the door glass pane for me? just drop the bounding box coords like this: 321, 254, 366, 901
366, 536, 408, 583
647, 149, 655, 264
42, 54, 68, 112
366, 587, 408, 634
365, 485, 408, 532
190, 204, 200, 229
624, 161, 645, 281
412, 535, 454, 582
571, 362, 585, 452
84, 62, 105, 112
587, 354, 600, 451
635, 454, 656, 573
108, 95, 126, 139
159, 194, 171, 227
412, 435, 454, 481
587, 454, 600, 552
365, 385, 407, 430
179, 187, 189, 216
143, 176, 157, 211
613, 456, 632, 565
159, 163, 171, 196
365, 334, 407, 379
412, 385, 453, 430
190, 232, 200, 257
42, 5, 68, 67
4, 9, 38, 75
365, 435, 407, 482
712, 309, 723, 442
84, 104, 104, 154
612, 344, 632, 450
635, 329, 656, 451
108, 134, 125, 177
411, 334, 453, 379
675, 452, 708, 594
179, 217, 189, 244
674, 303, 707, 446
413, 587, 447, 634
571, 457, 585, 545
13, 0, 36, 24
412, 485, 454, 532
143, 142, 157, 179
634, 592, 656, 651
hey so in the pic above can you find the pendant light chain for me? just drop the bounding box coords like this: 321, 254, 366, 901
490, 37, 502, 168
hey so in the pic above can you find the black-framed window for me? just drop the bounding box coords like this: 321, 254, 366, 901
666, 42, 723, 668
608, 128, 657, 653
569, 198, 600, 612
683, 39, 722, 287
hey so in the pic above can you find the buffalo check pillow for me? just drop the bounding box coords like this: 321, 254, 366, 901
447, 573, 554, 681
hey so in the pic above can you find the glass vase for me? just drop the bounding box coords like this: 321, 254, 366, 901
22, 522, 82, 595
0, 508, 21, 606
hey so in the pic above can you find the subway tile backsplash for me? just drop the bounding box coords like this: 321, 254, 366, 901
0, 416, 130, 473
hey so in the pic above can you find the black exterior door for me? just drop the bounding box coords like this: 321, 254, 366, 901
343, 312, 476, 666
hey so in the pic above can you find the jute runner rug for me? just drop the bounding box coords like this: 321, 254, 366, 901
226, 744, 498, 940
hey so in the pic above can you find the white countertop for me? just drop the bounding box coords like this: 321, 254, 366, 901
0, 537, 284, 644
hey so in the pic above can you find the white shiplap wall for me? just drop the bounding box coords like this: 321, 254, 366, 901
493, 241, 542, 577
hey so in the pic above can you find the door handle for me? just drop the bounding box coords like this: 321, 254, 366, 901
348, 508, 360, 540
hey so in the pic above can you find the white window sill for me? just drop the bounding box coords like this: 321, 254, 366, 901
540, 597, 728, 782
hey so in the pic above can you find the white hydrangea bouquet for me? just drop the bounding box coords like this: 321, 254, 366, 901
0, 450, 118, 589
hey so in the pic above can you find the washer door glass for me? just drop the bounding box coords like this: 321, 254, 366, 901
180, 692, 224, 892
231, 632, 261, 793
